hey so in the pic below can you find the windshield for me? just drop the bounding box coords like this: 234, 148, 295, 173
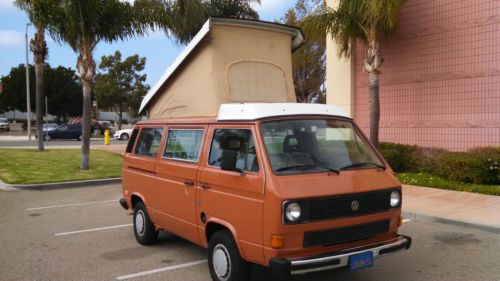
260, 119, 385, 175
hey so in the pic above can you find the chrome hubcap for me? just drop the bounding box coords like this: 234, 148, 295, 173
135, 210, 145, 236
212, 244, 231, 281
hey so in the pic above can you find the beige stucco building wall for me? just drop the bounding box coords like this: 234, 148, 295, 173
325, 0, 355, 117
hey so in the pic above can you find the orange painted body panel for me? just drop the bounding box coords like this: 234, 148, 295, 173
121, 117, 404, 267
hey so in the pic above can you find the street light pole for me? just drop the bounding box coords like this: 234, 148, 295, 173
25, 23, 32, 141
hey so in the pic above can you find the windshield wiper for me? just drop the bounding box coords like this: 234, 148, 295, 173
339, 162, 386, 171
276, 164, 340, 174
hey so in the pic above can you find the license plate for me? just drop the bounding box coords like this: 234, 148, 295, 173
349, 252, 374, 271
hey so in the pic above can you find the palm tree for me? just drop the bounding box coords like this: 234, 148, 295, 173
305, 0, 405, 147
33, 0, 259, 170
15, 0, 49, 152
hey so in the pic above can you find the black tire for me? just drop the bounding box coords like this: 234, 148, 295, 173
133, 202, 158, 245
208, 230, 251, 281
120, 133, 129, 141
43, 135, 51, 142
77, 135, 82, 141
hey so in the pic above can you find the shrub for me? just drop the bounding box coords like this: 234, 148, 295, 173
378, 142, 419, 172
435, 150, 499, 185
414, 146, 446, 173
378, 143, 499, 185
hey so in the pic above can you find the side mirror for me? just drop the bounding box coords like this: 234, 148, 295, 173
220, 150, 245, 175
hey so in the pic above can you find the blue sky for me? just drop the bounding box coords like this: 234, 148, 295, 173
0, 0, 294, 86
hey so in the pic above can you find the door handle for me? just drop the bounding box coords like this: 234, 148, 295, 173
199, 183, 210, 189
184, 180, 194, 186
128, 166, 156, 176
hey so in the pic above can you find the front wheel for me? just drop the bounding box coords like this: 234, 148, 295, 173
208, 230, 251, 281
133, 202, 158, 245
77, 135, 82, 141
43, 135, 51, 142
120, 133, 129, 141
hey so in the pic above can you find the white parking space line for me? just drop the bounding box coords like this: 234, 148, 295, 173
403, 219, 412, 223
54, 224, 132, 236
116, 260, 207, 280
26, 199, 118, 211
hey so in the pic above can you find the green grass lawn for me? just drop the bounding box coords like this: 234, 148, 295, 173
397, 172, 500, 196
0, 149, 122, 184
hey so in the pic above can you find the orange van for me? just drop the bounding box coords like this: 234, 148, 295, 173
119, 103, 411, 281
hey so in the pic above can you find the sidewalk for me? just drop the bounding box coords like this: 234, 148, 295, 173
0, 135, 105, 141
93, 144, 126, 155
403, 185, 500, 231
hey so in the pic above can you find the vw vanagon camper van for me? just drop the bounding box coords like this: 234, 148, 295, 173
119, 103, 411, 281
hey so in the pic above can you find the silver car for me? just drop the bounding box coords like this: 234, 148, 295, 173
0, 118, 10, 131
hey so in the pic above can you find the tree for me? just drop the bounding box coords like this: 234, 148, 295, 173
158, 0, 261, 44
94, 51, 149, 129
0, 64, 35, 114
45, 66, 82, 120
0, 64, 82, 120
15, 0, 51, 151
36, 0, 260, 170
305, 0, 405, 147
282, 0, 326, 103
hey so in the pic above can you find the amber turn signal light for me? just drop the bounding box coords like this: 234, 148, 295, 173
271, 235, 284, 249
398, 216, 403, 227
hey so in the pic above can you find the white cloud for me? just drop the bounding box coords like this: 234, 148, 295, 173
0, 30, 24, 47
0, 0, 15, 11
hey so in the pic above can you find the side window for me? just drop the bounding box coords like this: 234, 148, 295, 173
134, 127, 163, 157
209, 129, 259, 172
59, 126, 68, 131
164, 129, 204, 162
126, 128, 139, 153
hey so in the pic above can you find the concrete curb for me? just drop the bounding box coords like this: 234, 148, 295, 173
0, 177, 121, 191
402, 211, 500, 234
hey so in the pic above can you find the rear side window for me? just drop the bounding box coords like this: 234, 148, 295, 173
134, 127, 163, 157
209, 129, 259, 172
164, 129, 204, 162
126, 129, 139, 153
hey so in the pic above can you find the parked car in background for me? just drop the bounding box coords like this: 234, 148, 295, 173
0, 118, 10, 131
114, 128, 133, 140
43, 124, 83, 141
42, 123, 58, 132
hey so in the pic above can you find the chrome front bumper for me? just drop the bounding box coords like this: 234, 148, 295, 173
269, 235, 411, 277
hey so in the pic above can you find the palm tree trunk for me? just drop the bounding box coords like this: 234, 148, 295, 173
364, 43, 383, 148
81, 78, 92, 169
34, 62, 44, 151
31, 27, 47, 152
78, 48, 95, 170
368, 71, 380, 147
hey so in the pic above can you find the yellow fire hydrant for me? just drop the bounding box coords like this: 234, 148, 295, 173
104, 129, 110, 145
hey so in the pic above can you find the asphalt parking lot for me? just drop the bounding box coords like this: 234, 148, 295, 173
0, 184, 499, 281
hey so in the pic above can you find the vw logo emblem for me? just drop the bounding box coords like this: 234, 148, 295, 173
351, 200, 360, 211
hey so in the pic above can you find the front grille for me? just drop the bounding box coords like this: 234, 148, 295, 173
302, 189, 398, 222
303, 219, 390, 247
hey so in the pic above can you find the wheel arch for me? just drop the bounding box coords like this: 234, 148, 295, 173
130, 192, 146, 209
205, 218, 246, 259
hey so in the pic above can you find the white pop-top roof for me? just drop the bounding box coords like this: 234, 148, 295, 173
139, 18, 305, 114
217, 103, 350, 121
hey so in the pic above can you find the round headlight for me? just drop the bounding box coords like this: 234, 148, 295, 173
390, 191, 401, 207
285, 202, 302, 222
